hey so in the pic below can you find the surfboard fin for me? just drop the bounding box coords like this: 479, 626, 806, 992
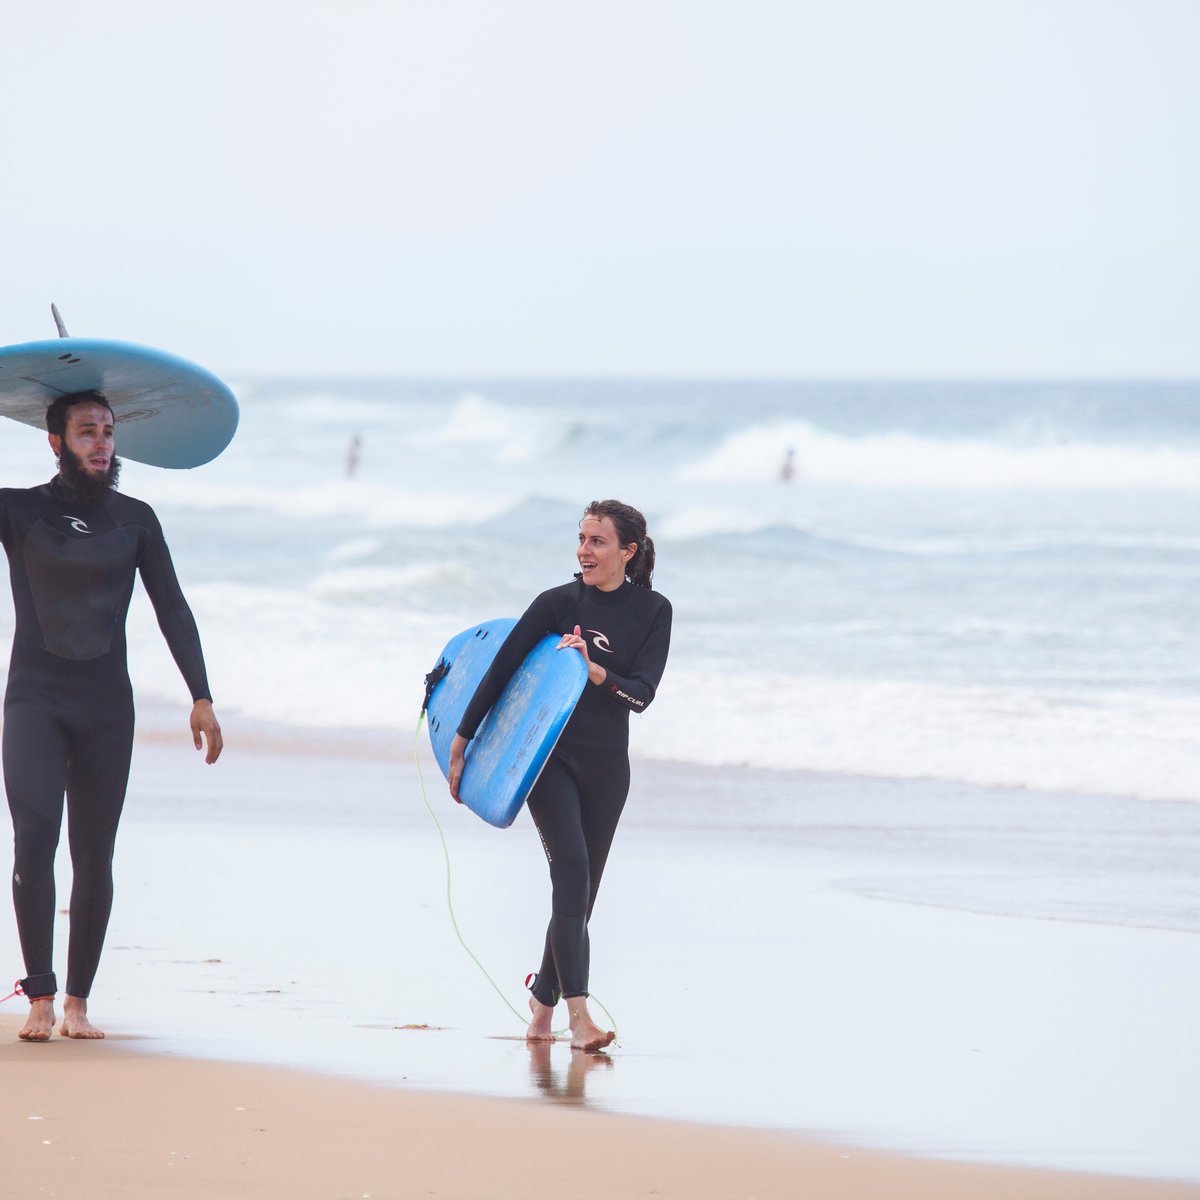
422, 657, 451, 713
50, 303, 70, 338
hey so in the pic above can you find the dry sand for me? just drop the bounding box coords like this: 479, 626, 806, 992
3, 1016, 1197, 1200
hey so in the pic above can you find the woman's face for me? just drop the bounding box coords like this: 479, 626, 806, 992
577, 514, 635, 591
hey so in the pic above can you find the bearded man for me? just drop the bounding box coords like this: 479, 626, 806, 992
1, 390, 222, 1040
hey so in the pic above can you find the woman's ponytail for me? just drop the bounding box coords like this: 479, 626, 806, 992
628, 534, 655, 589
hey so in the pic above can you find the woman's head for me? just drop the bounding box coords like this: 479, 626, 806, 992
576, 499, 656, 590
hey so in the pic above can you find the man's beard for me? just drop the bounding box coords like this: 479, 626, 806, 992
58, 443, 121, 502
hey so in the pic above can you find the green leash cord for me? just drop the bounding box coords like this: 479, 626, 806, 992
412, 713, 618, 1041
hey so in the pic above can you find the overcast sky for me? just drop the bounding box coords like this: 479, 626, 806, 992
1, 0, 1196, 377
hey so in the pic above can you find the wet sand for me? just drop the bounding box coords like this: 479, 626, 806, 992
1, 718, 1198, 1188
3, 1013, 1198, 1200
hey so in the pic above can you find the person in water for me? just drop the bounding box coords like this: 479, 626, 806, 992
448, 499, 671, 1053
1, 391, 223, 1041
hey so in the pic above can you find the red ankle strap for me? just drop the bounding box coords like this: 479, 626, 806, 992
5, 981, 55, 1004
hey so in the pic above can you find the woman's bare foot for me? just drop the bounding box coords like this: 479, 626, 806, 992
60, 995, 105, 1039
571, 1023, 615, 1053
17, 998, 55, 1042
565, 996, 615, 1054
526, 995, 556, 1042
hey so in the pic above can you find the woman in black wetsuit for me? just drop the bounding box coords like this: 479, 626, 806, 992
448, 499, 671, 1053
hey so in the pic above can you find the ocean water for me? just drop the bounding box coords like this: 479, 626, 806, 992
3, 381, 1199, 1177
2, 379, 1200, 803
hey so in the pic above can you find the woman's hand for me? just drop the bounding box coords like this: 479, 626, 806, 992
557, 625, 607, 686
448, 733, 469, 803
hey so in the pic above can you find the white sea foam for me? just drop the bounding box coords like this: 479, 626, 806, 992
655, 504, 783, 541
656, 505, 1200, 559
309, 562, 481, 604
125, 582, 453, 731
325, 537, 386, 563
834, 530, 1200, 557
115, 578, 1200, 805
130, 475, 512, 529
634, 670, 1200, 804
407, 393, 541, 463
678, 419, 1200, 490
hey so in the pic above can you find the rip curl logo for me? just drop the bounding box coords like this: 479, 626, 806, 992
586, 630, 614, 654
62, 515, 91, 534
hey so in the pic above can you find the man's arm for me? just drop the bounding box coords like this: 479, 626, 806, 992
137, 510, 223, 763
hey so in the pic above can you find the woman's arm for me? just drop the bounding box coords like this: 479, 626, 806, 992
449, 591, 559, 802
595, 597, 672, 714
455, 591, 557, 741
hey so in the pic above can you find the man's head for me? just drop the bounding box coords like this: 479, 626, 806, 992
46, 391, 121, 499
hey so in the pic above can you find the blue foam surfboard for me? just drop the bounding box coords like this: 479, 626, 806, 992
0, 323, 238, 469
425, 618, 589, 828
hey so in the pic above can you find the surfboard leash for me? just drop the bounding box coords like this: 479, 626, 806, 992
412, 711, 531, 1026
411, 712, 619, 1043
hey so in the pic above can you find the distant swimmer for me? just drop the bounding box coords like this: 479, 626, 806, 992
448, 500, 671, 1054
1, 391, 223, 1042
780, 446, 797, 483
345, 433, 362, 479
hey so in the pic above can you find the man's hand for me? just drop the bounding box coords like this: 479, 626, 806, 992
191, 699, 223, 764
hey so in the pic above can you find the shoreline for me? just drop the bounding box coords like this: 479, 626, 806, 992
2, 721, 1197, 1183
4, 1014, 1198, 1200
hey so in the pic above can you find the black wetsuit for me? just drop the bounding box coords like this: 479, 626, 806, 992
458, 579, 672, 1006
0, 479, 211, 999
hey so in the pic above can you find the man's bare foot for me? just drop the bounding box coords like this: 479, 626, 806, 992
60, 995, 105, 1039
526, 995, 556, 1042
17, 998, 55, 1042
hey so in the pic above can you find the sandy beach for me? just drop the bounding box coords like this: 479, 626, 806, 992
2, 709, 1199, 1198
4, 1012, 1198, 1200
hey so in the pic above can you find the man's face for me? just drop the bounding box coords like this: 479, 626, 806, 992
54, 401, 116, 477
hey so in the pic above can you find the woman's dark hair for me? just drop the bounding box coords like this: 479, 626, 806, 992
581, 499, 656, 589
45, 390, 112, 438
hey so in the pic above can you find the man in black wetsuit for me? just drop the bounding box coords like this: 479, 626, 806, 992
1, 391, 222, 1041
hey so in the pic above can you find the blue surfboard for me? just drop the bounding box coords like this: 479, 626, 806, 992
425, 618, 589, 828
0, 310, 238, 468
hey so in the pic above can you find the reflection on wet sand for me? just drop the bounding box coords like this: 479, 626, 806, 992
528, 1041, 614, 1106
